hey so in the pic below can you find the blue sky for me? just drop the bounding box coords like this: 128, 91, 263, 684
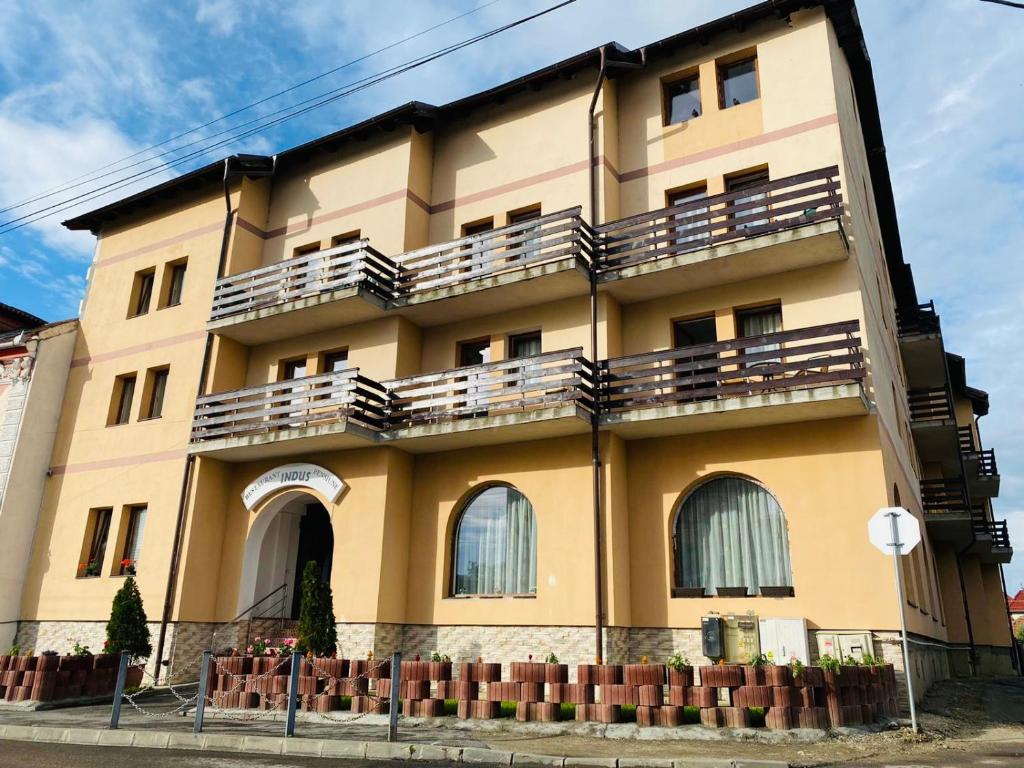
0, 0, 1021, 589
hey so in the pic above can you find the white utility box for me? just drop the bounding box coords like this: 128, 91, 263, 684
758, 617, 810, 664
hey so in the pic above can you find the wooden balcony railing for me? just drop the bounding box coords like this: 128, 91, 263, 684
598, 320, 863, 413
395, 207, 594, 296
383, 348, 595, 428
920, 478, 971, 515
191, 369, 388, 443
957, 425, 976, 453
975, 519, 1011, 549
908, 387, 954, 423
896, 300, 940, 337
595, 166, 842, 276
211, 240, 397, 320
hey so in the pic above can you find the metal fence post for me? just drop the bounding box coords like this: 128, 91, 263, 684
388, 651, 402, 743
108, 651, 130, 729
193, 651, 212, 734
285, 653, 301, 737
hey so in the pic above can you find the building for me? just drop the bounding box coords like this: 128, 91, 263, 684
13, 0, 1016, 698
1010, 590, 1024, 635
0, 305, 77, 649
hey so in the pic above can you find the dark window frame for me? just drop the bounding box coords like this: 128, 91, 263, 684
110, 374, 137, 426
144, 367, 170, 420
129, 269, 155, 318
717, 54, 760, 109
119, 505, 147, 576
663, 70, 702, 125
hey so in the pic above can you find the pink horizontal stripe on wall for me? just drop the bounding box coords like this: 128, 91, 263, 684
618, 113, 840, 182
71, 330, 206, 368
261, 189, 410, 240
50, 448, 187, 476
430, 159, 592, 214
94, 221, 224, 269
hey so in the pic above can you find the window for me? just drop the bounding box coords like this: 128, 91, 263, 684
129, 269, 155, 317
119, 506, 147, 576
281, 357, 308, 380
719, 55, 759, 108
509, 331, 541, 359
460, 218, 495, 275
321, 349, 349, 373
673, 316, 718, 399
458, 338, 491, 368
144, 367, 169, 419
452, 485, 536, 596
330, 230, 361, 248
668, 185, 709, 249
508, 207, 542, 263
77, 508, 112, 578
727, 170, 770, 231
109, 374, 137, 425
675, 476, 792, 597
293, 242, 321, 257
161, 259, 187, 308
736, 305, 783, 366
664, 72, 701, 124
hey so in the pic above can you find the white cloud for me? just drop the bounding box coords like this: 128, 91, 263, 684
195, 0, 242, 37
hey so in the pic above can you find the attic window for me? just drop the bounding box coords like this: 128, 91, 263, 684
719, 55, 759, 108
664, 73, 701, 125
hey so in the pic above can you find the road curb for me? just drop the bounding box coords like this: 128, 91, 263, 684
0, 722, 790, 768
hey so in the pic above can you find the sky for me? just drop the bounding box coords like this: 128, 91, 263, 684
0, 0, 1021, 589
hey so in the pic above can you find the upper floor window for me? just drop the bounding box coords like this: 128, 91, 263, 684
452, 485, 537, 596
726, 170, 770, 230
161, 259, 187, 308
719, 55, 759, 108
77, 507, 112, 578
674, 476, 792, 597
331, 230, 361, 248
668, 184, 709, 247
509, 331, 541, 359
129, 269, 155, 317
119, 505, 147, 576
321, 349, 349, 373
281, 357, 308, 380
143, 367, 169, 419
109, 373, 137, 425
664, 72, 701, 124
736, 304, 782, 365
508, 207, 542, 262
458, 338, 491, 367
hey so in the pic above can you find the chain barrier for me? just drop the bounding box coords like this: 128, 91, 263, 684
303, 656, 391, 724
203, 654, 294, 722
121, 656, 202, 719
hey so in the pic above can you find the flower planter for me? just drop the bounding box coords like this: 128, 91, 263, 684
457, 662, 501, 683
126, 667, 144, 688
575, 703, 620, 724
623, 663, 666, 687
548, 682, 594, 704
797, 666, 824, 688
765, 665, 792, 687
699, 664, 744, 688
509, 662, 567, 684
742, 665, 767, 686
576, 664, 622, 686
659, 705, 684, 727
516, 701, 561, 722
667, 666, 694, 687
758, 586, 794, 598
715, 587, 749, 598
671, 586, 706, 598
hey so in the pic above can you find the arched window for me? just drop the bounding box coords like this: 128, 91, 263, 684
674, 476, 792, 596
452, 485, 536, 596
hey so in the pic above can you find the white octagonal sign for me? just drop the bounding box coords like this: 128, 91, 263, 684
868, 506, 921, 556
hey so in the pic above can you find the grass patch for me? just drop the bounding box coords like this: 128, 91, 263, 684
559, 702, 576, 720
682, 705, 701, 724
620, 703, 637, 723
748, 706, 766, 727
339, 695, 352, 711
497, 701, 517, 718
443, 699, 459, 716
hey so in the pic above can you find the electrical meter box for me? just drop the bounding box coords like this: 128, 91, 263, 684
758, 617, 810, 664
701, 615, 724, 659
815, 631, 874, 662
723, 613, 760, 662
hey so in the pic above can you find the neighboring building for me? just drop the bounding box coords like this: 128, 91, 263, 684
1010, 590, 1024, 635
13, 0, 1016, 699
0, 306, 77, 650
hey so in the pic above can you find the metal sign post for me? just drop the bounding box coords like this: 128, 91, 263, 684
868, 506, 920, 733
388, 651, 402, 743
194, 651, 212, 734
109, 651, 130, 729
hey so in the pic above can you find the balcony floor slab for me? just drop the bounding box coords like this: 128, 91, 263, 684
923, 513, 974, 545
599, 382, 867, 439
598, 220, 846, 304
208, 286, 388, 345
379, 404, 592, 453
899, 334, 947, 389
188, 419, 380, 462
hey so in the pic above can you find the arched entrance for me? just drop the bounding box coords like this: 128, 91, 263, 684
236, 464, 346, 620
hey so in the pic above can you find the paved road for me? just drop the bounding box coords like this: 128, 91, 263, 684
0, 741, 448, 768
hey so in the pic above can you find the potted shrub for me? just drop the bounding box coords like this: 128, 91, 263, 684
105, 577, 151, 688
743, 652, 770, 686
429, 651, 453, 681
295, 561, 337, 658
817, 654, 842, 688
666, 653, 693, 687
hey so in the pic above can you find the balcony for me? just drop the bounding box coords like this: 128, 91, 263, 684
207, 240, 396, 344
908, 387, 960, 472
597, 320, 866, 439
595, 166, 846, 303
920, 478, 979, 544
389, 207, 593, 326
896, 301, 945, 388
958, 426, 1000, 499
380, 348, 595, 452
189, 369, 387, 461
971, 520, 1013, 564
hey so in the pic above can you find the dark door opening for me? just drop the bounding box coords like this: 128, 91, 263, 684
673, 316, 719, 400
290, 503, 334, 619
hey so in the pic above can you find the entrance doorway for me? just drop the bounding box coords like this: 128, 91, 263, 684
290, 503, 334, 618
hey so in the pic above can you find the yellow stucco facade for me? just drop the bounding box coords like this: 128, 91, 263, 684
14, 3, 1014, 694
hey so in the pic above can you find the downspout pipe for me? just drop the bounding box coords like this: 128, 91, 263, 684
997, 562, 1021, 675
586, 45, 644, 662
153, 154, 275, 682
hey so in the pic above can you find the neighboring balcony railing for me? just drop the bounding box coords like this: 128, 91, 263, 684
395, 207, 594, 296
595, 166, 842, 276
210, 240, 397, 320
907, 387, 954, 423
598, 320, 863, 413
191, 369, 388, 443
896, 300, 940, 337
383, 348, 595, 428
975, 519, 1011, 549
920, 478, 971, 516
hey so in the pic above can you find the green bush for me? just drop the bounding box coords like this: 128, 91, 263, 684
296, 561, 338, 657
105, 577, 152, 662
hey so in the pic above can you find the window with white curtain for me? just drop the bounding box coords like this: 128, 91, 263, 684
452, 485, 537, 596
674, 476, 792, 596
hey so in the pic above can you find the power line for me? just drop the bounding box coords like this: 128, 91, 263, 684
978, 0, 1024, 9
0, 0, 577, 237
0, 0, 504, 217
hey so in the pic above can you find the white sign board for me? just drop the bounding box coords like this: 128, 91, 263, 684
868, 506, 921, 556
242, 463, 346, 511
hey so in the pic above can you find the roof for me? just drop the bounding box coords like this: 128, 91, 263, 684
0, 302, 45, 333
946, 352, 989, 417
60, 1, 915, 305
1009, 589, 1024, 614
